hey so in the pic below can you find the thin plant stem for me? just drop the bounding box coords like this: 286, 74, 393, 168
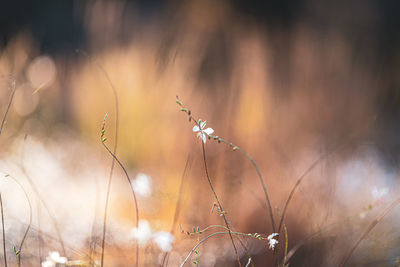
25, 223, 95, 262
277, 155, 328, 234
180, 231, 254, 267
75, 50, 120, 266
176, 99, 275, 233
212, 136, 275, 232
339, 197, 400, 267
161, 154, 191, 267
0, 76, 16, 136
284, 214, 357, 265
0, 193, 7, 267
76, 50, 120, 267
282, 224, 288, 267
101, 138, 139, 267
200, 141, 242, 267
5, 175, 33, 267
37, 199, 42, 266
0, 76, 15, 267
19, 139, 66, 256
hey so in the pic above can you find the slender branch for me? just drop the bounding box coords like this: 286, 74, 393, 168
180, 231, 254, 267
277, 155, 327, 234
19, 138, 66, 256
0, 193, 7, 267
176, 99, 275, 233
5, 175, 33, 267
284, 214, 357, 265
339, 197, 400, 267
212, 136, 275, 232
161, 155, 191, 267
0, 76, 16, 136
37, 199, 42, 266
200, 141, 242, 267
75, 50, 120, 266
282, 225, 288, 267
0, 75, 16, 267
101, 138, 139, 267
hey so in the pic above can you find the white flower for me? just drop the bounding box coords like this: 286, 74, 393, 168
131, 220, 153, 245
131, 220, 175, 251
152, 231, 174, 252
41, 260, 55, 267
49, 251, 67, 264
41, 251, 67, 267
359, 211, 368, 219
372, 186, 388, 202
267, 233, 279, 250
131, 173, 152, 197
192, 120, 214, 143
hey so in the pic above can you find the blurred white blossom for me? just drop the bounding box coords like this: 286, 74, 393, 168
131, 173, 152, 197
131, 220, 153, 245
41, 251, 67, 267
131, 220, 174, 251
372, 186, 388, 202
152, 231, 174, 252
267, 233, 279, 250
193, 120, 214, 143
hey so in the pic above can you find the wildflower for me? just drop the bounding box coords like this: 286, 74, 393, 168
372, 186, 388, 203
192, 119, 214, 143
41, 251, 67, 267
152, 231, 174, 251
267, 233, 279, 250
131, 220, 175, 251
131, 173, 152, 197
131, 220, 153, 245
41, 261, 54, 267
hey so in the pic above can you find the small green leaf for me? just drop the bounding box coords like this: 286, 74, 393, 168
176, 99, 183, 106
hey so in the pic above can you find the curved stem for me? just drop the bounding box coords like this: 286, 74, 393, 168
6, 175, 32, 267
0, 76, 16, 136
201, 141, 242, 267
19, 140, 66, 256
101, 141, 139, 267
339, 197, 400, 267
161, 155, 191, 267
0, 194, 7, 267
180, 231, 252, 267
214, 137, 275, 233
75, 50, 119, 267
277, 156, 326, 234
176, 100, 275, 233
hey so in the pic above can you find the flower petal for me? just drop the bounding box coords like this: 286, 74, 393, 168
200, 120, 206, 129
193, 125, 200, 132
203, 128, 214, 135
267, 233, 279, 240
201, 133, 207, 143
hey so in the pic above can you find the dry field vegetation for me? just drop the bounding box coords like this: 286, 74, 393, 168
0, 1, 399, 266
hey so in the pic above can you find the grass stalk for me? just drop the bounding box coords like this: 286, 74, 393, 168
0, 76, 16, 136
0, 193, 7, 267
101, 136, 139, 267
339, 197, 400, 267
161, 154, 191, 267
6, 175, 33, 267
75, 49, 120, 267
200, 141, 242, 267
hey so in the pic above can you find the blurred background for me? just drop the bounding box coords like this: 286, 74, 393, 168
0, 0, 400, 266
